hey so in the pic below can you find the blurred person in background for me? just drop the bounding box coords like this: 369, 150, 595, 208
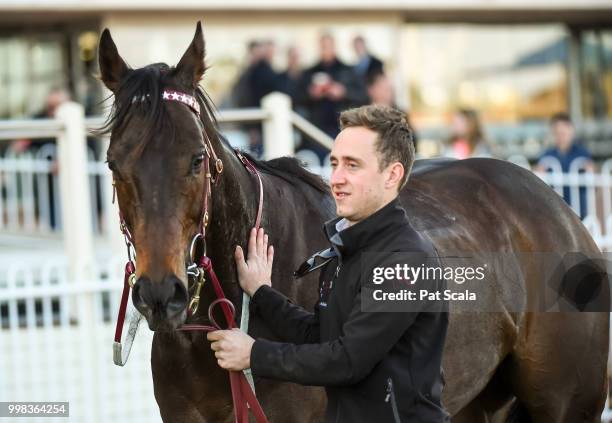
296, 33, 368, 162
231, 39, 285, 157
231, 40, 264, 108
535, 112, 594, 173
366, 72, 418, 151
352, 35, 384, 83
2, 87, 70, 230
535, 112, 594, 219
280, 45, 303, 103
7, 87, 70, 156
250, 40, 285, 106
445, 108, 491, 159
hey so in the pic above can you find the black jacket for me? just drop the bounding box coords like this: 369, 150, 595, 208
250, 198, 450, 422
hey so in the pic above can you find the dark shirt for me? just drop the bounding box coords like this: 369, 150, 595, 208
538, 142, 592, 218
354, 54, 384, 80
249, 59, 285, 106
232, 59, 284, 108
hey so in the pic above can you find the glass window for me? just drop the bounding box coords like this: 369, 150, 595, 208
0, 35, 65, 119
580, 29, 612, 120
403, 24, 568, 127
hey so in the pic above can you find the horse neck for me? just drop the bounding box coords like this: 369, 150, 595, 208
204, 143, 259, 302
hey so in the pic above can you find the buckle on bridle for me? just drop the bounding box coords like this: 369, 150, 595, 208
188, 270, 206, 316
189, 233, 207, 265
128, 273, 136, 288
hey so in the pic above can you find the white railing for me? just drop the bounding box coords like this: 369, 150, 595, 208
0, 254, 160, 423
533, 157, 612, 251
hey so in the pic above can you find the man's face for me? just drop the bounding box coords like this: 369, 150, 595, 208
551, 120, 574, 151
353, 38, 366, 56
367, 75, 394, 107
320, 36, 336, 63
330, 127, 388, 225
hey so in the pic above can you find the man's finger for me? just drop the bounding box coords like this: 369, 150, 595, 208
207, 330, 226, 341
256, 228, 264, 257
247, 227, 257, 259
234, 246, 247, 271
268, 245, 274, 268
210, 341, 221, 351
263, 234, 269, 263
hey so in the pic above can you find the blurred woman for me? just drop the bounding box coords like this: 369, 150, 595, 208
446, 109, 491, 159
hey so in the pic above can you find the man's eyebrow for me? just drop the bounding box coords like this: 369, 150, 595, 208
330, 155, 363, 164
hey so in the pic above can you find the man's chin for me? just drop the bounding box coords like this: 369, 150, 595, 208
336, 206, 356, 221
335, 206, 349, 218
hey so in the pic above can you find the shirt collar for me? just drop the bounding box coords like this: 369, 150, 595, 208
323, 197, 410, 258
335, 218, 350, 233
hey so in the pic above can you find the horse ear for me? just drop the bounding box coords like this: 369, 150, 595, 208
174, 21, 206, 89
98, 29, 129, 93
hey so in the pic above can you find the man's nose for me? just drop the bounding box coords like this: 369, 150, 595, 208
132, 274, 189, 318
330, 166, 347, 186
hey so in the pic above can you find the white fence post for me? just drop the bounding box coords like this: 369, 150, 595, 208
57, 102, 99, 420
56, 102, 94, 276
261, 92, 294, 160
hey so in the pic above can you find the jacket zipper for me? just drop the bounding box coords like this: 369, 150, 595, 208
332, 263, 341, 289
385, 377, 401, 423
320, 263, 340, 308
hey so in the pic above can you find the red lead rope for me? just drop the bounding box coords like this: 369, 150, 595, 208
113, 150, 268, 423
179, 256, 267, 423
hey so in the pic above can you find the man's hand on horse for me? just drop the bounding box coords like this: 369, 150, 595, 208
235, 227, 274, 297
207, 329, 254, 371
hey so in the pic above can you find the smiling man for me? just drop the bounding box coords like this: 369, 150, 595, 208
208, 105, 449, 422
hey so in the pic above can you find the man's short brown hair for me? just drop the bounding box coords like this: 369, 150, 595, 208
339, 105, 415, 190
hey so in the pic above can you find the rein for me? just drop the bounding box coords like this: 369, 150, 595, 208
112, 89, 268, 423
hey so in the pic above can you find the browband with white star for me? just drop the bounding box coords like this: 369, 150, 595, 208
162, 90, 201, 116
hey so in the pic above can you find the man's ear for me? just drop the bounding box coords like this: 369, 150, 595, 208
98, 29, 129, 93
385, 162, 405, 191
173, 21, 206, 89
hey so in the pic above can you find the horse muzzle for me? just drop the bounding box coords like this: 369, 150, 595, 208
132, 274, 189, 331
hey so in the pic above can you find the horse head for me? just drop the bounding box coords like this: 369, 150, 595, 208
99, 22, 228, 331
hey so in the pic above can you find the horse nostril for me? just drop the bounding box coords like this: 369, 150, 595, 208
132, 277, 152, 311
166, 277, 189, 317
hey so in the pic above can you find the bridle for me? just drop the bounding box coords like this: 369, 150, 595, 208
112, 89, 268, 423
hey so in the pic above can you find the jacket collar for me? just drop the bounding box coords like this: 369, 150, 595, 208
323, 197, 409, 258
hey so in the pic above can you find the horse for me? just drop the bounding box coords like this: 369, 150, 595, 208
98, 23, 609, 422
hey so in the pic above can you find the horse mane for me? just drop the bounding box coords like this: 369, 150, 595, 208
97, 62, 329, 196
237, 150, 330, 195
97, 63, 169, 143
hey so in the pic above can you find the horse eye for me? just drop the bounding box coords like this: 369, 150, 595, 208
191, 154, 205, 173
107, 160, 120, 175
